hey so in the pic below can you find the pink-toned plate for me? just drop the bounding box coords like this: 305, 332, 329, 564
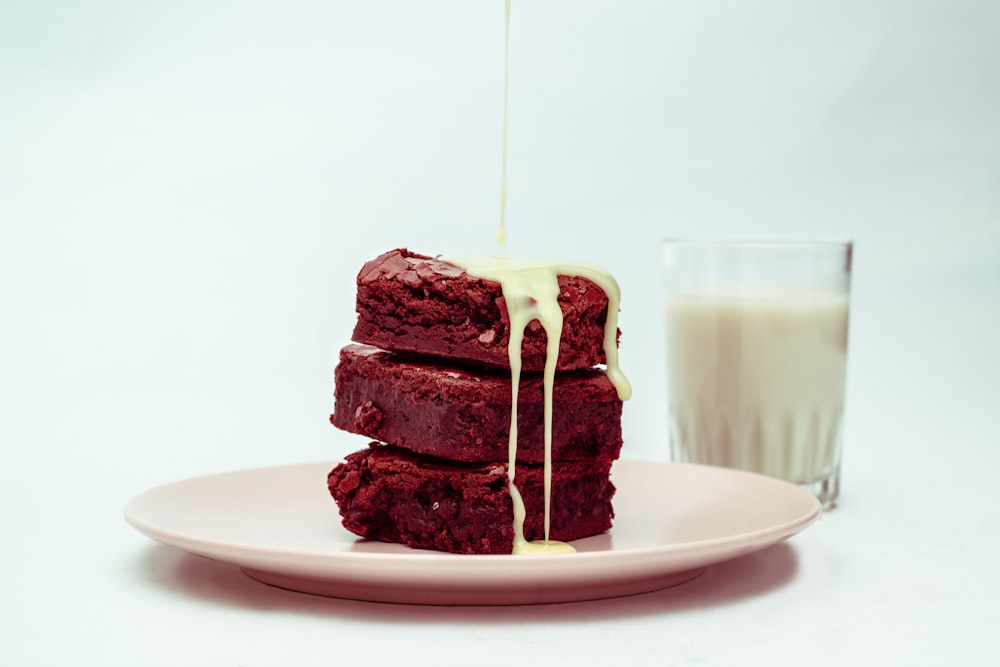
124, 460, 820, 605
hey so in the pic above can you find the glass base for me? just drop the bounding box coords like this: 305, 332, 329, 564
668, 411, 844, 512
797, 470, 840, 512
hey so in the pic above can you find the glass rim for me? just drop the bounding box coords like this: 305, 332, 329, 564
662, 236, 853, 250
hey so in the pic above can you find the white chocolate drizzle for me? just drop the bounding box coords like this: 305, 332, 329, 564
497, 0, 511, 249
445, 255, 631, 554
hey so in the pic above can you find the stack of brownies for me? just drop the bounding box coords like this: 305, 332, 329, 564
326, 248, 625, 554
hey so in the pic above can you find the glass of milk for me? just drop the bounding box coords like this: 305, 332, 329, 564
663, 239, 852, 509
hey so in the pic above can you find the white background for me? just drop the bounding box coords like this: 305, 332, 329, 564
2, 1, 998, 666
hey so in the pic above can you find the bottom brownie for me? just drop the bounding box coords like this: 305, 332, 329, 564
328, 444, 615, 555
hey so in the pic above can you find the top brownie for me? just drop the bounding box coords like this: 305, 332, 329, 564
351, 248, 616, 371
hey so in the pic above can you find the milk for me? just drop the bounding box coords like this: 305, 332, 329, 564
666, 293, 849, 486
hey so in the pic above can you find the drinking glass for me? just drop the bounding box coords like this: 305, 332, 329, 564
663, 239, 852, 509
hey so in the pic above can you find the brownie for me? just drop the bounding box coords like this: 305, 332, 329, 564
331, 344, 623, 464
351, 248, 616, 372
327, 444, 615, 555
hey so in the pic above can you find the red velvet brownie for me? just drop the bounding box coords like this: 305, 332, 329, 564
328, 444, 615, 555
351, 248, 616, 372
331, 343, 623, 464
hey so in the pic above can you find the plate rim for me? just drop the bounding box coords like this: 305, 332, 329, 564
124, 459, 821, 603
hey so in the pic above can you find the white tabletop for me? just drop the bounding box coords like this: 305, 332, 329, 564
3, 2, 998, 665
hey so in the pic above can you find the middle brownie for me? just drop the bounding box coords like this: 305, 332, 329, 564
331, 343, 623, 464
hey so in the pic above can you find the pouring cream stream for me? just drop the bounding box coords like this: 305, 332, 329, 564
445, 1, 630, 554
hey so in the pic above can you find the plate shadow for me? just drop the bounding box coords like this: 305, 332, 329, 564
131, 539, 802, 622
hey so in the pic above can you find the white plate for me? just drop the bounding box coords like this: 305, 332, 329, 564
125, 459, 820, 605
